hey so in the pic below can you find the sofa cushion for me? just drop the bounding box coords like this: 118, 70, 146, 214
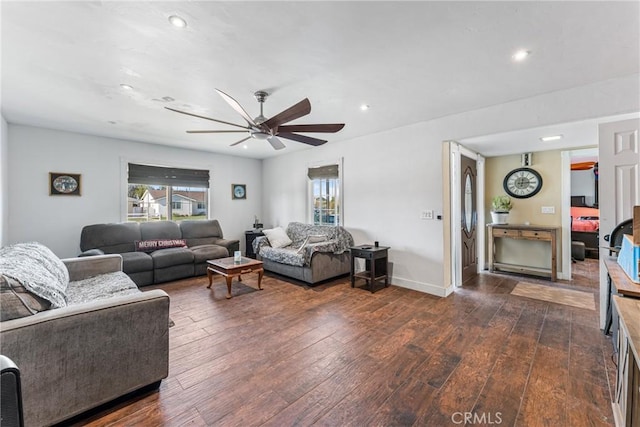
297, 235, 327, 254
0, 242, 69, 308
151, 247, 194, 269
80, 222, 140, 254
66, 271, 140, 305
260, 247, 305, 267
121, 251, 153, 274
78, 248, 105, 257
0, 274, 51, 321
286, 222, 353, 254
140, 221, 182, 240
180, 220, 223, 247
263, 227, 292, 249
135, 239, 187, 252
190, 244, 229, 263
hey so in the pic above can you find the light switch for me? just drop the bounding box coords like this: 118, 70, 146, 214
541, 206, 555, 214
421, 210, 435, 220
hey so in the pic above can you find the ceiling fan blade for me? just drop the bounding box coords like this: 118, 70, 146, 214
277, 124, 345, 133
215, 89, 258, 127
267, 136, 286, 150
277, 132, 327, 146
263, 98, 311, 129
165, 107, 249, 130
230, 136, 252, 147
186, 130, 248, 134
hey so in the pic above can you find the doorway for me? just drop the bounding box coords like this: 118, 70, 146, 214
446, 142, 485, 289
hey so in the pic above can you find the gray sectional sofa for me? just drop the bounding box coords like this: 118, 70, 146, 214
0, 242, 169, 426
80, 220, 239, 286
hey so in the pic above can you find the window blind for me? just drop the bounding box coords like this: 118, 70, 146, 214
307, 164, 339, 180
128, 163, 210, 188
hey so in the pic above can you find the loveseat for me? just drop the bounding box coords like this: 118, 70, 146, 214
0, 242, 169, 426
254, 222, 353, 284
80, 219, 239, 286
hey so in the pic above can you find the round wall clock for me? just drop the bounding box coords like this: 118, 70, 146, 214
503, 167, 543, 199
232, 184, 246, 200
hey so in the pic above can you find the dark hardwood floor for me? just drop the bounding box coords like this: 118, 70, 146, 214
72, 259, 614, 426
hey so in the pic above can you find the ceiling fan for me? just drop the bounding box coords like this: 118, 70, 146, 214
165, 89, 345, 150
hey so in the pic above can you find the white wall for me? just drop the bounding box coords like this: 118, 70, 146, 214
262, 73, 640, 296
0, 115, 8, 246
7, 125, 262, 258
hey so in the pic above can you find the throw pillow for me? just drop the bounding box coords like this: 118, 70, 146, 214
262, 227, 293, 249
135, 239, 187, 252
297, 235, 327, 254
0, 242, 69, 308
0, 274, 51, 321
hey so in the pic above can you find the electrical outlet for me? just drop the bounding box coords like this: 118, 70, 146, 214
541, 206, 555, 214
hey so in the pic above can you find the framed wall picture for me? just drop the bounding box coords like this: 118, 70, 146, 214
231, 184, 246, 200
49, 172, 81, 196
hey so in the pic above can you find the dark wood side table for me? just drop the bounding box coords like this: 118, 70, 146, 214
350, 245, 390, 292
245, 230, 264, 259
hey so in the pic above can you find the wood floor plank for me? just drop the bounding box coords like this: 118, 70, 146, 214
67, 260, 613, 427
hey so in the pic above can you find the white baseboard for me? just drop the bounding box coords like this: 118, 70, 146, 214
390, 276, 452, 297
557, 272, 571, 281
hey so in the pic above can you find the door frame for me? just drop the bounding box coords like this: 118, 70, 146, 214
448, 142, 485, 288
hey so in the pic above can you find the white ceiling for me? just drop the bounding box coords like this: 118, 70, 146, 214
2, 1, 639, 159
461, 112, 640, 158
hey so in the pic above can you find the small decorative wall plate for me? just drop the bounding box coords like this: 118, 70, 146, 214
50, 173, 81, 196
232, 184, 246, 200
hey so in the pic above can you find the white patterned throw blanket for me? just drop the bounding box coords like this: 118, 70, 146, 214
0, 242, 69, 308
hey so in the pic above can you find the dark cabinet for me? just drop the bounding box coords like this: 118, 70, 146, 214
245, 230, 264, 259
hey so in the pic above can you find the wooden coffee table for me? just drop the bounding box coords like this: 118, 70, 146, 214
206, 257, 264, 299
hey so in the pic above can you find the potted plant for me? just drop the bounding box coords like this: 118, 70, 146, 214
490, 195, 512, 224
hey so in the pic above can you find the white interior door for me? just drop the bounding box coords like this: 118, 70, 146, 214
598, 118, 640, 328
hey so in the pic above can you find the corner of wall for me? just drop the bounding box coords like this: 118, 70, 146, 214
0, 116, 8, 246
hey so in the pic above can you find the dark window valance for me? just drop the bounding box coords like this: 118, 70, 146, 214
307, 164, 339, 180
128, 163, 210, 188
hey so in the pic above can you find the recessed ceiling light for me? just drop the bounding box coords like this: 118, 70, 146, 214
540, 135, 563, 142
512, 49, 531, 62
360, 104, 370, 111
168, 15, 187, 28
243, 145, 248, 149
120, 84, 134, 90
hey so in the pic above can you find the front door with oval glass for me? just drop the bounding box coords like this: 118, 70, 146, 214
461, 155, 477, 283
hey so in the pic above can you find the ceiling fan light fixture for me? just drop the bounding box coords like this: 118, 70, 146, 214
251, 130, 270, 140
168, 15, 187, 28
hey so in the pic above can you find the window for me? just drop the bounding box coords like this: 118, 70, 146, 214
127, 163, 209, 221
308, 161, 342, 226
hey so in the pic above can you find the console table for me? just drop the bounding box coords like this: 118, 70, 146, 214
487, 224, 559, 281
611, 296, 640, 427
603, 257, 640, 336
350, 245, 389, 293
